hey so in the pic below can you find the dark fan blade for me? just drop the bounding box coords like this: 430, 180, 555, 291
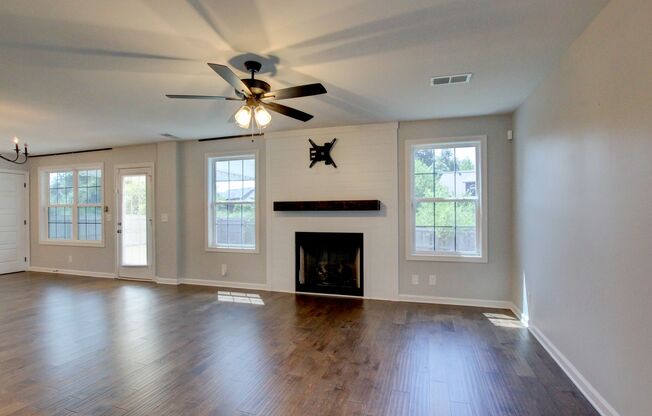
207, 63, 252, 95
261, 102, 313, 122
262, 83, 326, 100
166, 94, 243, 100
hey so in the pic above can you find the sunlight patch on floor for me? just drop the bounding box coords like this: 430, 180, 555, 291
217, 291, 265, 305
483, 312, 526, 328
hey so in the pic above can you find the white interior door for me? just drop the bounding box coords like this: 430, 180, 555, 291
116, 167, 154, 280
0, 171, 27, 275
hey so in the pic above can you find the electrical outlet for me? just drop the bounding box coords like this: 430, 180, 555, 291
68, 255, 73, 263
411, 274, 419, 285
429, 274, 437, 285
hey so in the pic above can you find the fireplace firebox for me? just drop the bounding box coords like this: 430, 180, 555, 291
296, 232, 363, 297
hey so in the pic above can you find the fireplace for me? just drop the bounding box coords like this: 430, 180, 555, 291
296, 232, 363, 296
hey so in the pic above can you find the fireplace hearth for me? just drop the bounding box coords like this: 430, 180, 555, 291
296, 232, 363, 296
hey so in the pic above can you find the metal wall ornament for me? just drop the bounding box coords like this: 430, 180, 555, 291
309, 138, 337, 168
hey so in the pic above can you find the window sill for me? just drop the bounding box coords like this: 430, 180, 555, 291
39, 240, 105, 248
407, 252, 487, 263
205, 246, 259, 254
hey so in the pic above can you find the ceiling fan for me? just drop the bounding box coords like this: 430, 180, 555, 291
166, 60, 327, 129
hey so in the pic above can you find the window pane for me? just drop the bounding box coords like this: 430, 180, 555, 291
228, 159, 243, 181
435, 227, 455, 252
216, 161, 229, 182
434, 148, 455, 173
216, 181, 228, 201
456, 201, 477, 254
78, 169, 102, 204
414, 174, 434, 198
455, 147, 476, 171
64, 171, 73, 187
48, 207, 72, 239
455, 147, 476, 198
455, 201, 476, 227
434, 148, 455, 197
415, 202, 434, 226
414, 149, 434, 174
78, 206, 102, 241
415, 227, 434, 251
227, 204, 243, 246
243, 158, 255, 180
78, 188, 88, 204
242, 159, 256, 201
434, 202, 454, 226
456, 227, 477, 253
63, 187, 74, 204
215, 204, 229, 246
242, 223, 256, 248
242, 203, 255, 224
415, 202, 435, 252
228, 180, 243, 200
49, 171, 73, 205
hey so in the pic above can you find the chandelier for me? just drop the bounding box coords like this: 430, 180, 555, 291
0, 137, 29, 165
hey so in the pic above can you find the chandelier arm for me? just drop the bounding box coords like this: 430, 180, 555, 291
0, 152, 28, 164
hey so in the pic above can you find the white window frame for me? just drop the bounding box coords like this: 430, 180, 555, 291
38, 163, 105, 247
205, 151, 259, 254
405, 136, 488, 263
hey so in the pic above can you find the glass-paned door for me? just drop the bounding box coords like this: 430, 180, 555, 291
117, 167, 153, 280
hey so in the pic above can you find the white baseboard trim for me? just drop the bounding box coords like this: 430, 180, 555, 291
527, 323, 619, 416
180, 278, 268, 291
509, 302, 530, 325
155, 277, 179, 285
398, 294, 512, 309
29, 266, 116, 279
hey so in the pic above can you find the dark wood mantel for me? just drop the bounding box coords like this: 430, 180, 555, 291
273, 200, 381, 211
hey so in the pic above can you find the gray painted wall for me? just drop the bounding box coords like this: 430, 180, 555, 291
155, 141, 180, 281
178, 137, 266, 284
398, 115, 513, 302
513, 0, 652, 414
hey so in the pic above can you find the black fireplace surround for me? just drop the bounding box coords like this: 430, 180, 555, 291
295, 232, 363, 297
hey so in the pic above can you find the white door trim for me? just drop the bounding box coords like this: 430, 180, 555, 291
114, 163, 155, 280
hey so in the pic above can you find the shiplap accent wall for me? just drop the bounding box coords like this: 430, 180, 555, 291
265, 123, 399, 300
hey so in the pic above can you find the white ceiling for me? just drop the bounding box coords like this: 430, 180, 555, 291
0, 0, 608, 153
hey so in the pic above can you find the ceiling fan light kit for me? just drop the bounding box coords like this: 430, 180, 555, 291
166, 60, 327, 131
234, 105, 253, 129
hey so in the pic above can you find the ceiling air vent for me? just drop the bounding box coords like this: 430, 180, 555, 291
430, 73, 472, 87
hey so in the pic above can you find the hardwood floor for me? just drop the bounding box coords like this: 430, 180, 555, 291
0, 272, 597, 416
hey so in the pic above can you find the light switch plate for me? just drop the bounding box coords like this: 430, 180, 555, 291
161, 213, 169, 223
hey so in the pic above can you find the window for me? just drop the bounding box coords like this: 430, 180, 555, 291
406, 136, 487, 262
40, 165, 104, 246
207, 153, 257, 252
